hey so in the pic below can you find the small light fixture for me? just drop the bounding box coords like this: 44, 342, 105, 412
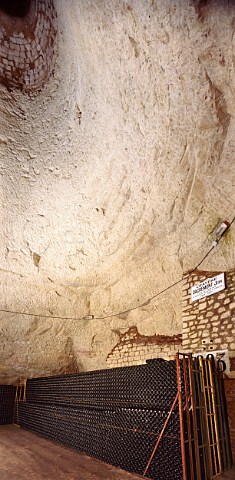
212, 220, 229, 246
214, 221, 229, 239
83, 315, 94, 320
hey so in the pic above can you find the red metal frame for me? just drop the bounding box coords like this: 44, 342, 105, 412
176, 353, 187, 480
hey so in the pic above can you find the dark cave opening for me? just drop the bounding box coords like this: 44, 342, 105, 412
0, 0, 31, 18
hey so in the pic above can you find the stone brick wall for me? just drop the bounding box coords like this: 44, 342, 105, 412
182, 270, 235, 357
106, 326, 182, 368
0, 0, 57, 91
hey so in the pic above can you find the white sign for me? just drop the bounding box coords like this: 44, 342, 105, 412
191, 273, 225, 302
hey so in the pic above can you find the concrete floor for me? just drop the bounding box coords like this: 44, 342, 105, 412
0, 425, 234, 480
0, 425, 143, 480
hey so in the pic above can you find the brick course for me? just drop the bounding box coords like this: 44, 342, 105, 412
106, 326, 182, 368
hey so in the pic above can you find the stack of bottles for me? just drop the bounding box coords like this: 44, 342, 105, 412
17, 359, 182, 480
0, 385, 16, 424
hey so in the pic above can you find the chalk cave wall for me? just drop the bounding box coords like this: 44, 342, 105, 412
0, 0, 235, 383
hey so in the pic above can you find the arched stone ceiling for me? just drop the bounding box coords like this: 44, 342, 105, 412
0, 0, 235, 382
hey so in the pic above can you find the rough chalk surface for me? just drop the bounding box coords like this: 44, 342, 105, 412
0, 0, 235, 382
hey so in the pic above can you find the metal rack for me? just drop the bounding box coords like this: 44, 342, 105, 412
176, 353, 232, 479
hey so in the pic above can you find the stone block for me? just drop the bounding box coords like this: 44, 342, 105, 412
186, 314, 197, 320
218, 307, 226, 313
199, 302, 207, 310
189, 332, 198, 338
218, 292, 226, 299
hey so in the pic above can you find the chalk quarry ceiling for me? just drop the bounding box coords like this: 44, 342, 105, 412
0, 0, 235, 382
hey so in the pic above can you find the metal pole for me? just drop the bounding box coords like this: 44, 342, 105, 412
176, 353, 188, 480
188, 355, 202, 480
143, 391, 179, 477
182, 355, 194, 480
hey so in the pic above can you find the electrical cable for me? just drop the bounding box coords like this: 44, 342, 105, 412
0, 217, 234, 322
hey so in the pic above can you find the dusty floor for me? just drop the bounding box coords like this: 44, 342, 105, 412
0, 425, 234, 479
217, 467, 235, 479
0, 425, 142, 480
